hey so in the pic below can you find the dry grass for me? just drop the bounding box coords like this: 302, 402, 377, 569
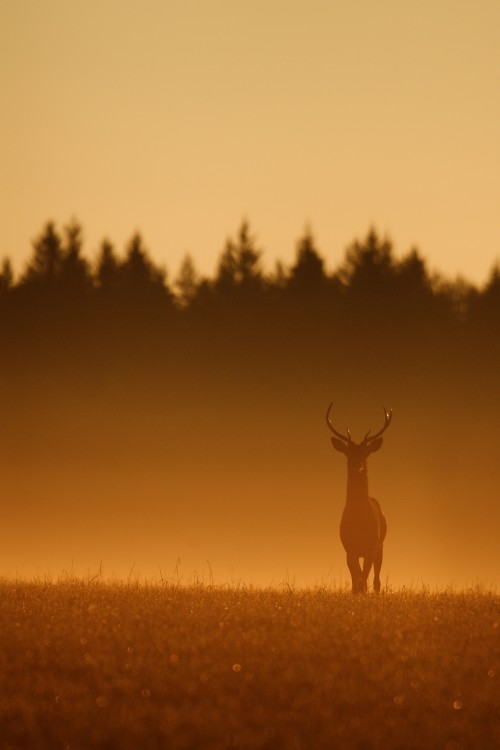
0, 579, 498, 749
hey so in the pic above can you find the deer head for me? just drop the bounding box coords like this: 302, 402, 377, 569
326, 404, 392, 472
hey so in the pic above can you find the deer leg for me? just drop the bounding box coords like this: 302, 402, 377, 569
346, 553, 363, 593
373, 545, 383, 594
361, 556, 374, 593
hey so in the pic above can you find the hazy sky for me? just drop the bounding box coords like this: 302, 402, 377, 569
1, 0, 499, 285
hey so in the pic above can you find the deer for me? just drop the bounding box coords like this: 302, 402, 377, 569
326, 404, 392, 593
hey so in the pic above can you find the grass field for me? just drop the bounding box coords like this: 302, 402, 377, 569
0, 580, 498, 750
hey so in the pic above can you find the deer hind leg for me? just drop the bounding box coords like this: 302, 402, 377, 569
373, 545, 383, 594
346, 553, 363, 593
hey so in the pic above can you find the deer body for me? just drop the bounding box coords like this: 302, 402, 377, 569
326, 405, 391, 593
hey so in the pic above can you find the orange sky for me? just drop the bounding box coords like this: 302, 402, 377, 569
1, 0, 499, 284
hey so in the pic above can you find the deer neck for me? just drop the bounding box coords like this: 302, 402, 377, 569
346, 463, 370, 504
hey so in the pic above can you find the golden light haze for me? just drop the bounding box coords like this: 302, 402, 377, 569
1, 0, 499, 284
1, 2, 500, 590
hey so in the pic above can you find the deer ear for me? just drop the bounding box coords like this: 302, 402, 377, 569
331, 438, 348, 454
367, 437, 383, 453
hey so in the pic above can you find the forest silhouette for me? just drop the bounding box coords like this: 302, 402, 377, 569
1, 220, 499, 585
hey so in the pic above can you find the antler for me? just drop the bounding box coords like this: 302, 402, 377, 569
325, 403, 351, 442
364, 407, 393, 443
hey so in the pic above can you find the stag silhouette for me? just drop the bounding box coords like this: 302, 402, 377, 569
326, 404, 392, 593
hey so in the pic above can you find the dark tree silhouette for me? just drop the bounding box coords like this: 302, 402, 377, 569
214, 221, 264, 295
59, 221, 92, 295
276, 228, 341, 353
20, 220, 91, 299
95, 240, 121, 291
121, 233, 166, 293
174, 254, 201, 308
471, 262, 500, 323
340, 227, 394, 292
110, 232, 175, 324
397, 248, 429, 293
21, 221, 64, 287
0, 258, 13, 295
337, 228, 400, 353
288, 228, 328, 293
485, 263, 500, 298
393, 248, 438, 321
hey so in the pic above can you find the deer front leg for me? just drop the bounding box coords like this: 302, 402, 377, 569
346, 553, 363, 593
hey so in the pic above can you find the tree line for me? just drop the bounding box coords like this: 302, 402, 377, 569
1, 218, 498, 313
1, 218, 499, 382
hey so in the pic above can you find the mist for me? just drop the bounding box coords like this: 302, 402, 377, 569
1, 222, 499, 588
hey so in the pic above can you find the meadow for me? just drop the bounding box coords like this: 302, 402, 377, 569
0, 580, 498, 750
